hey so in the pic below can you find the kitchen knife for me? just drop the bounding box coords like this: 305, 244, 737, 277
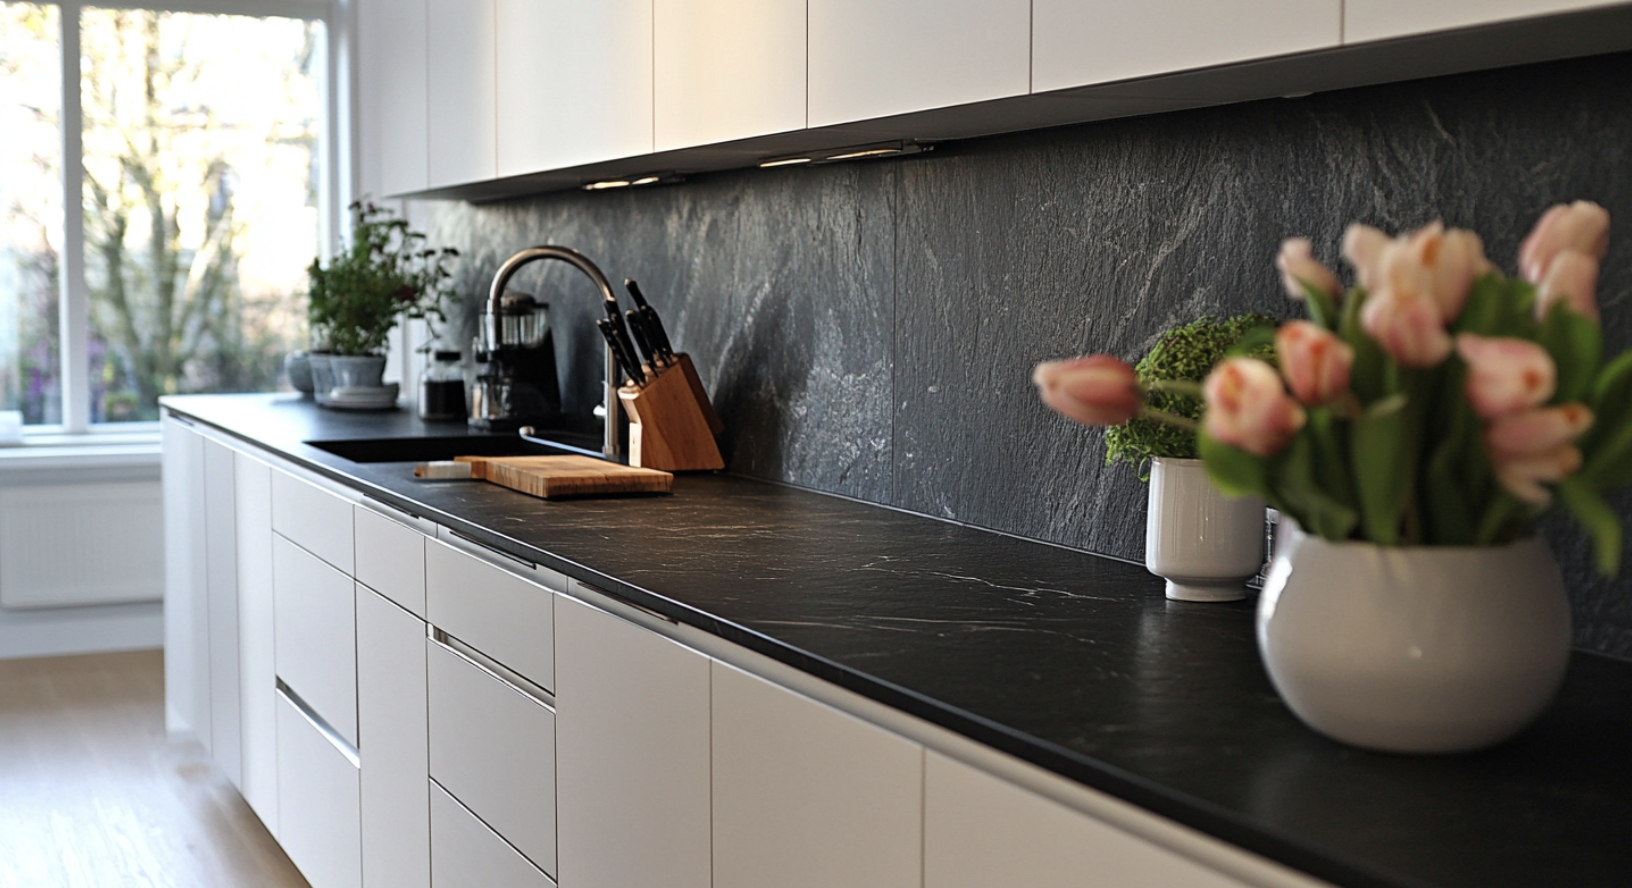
624, 308, 665, 369
596, 317, 646, 385
624, 279, 675, 364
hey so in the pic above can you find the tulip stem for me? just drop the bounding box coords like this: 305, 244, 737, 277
1143, 379, 1204, 398
1139, 406, 1198, 432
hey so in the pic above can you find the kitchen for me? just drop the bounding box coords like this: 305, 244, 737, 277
4, 1, 1632, 887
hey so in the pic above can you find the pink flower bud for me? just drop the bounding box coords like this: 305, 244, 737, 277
1486, 403, 1594, 461
1033, 355, 1143, 427
1277, 238, 1342, 302
1342, 223, 1391, 292
1494, 445, 1583, 507
1535, 249, 1601, 322
1275, 320, 1354, 406
1456, 334, 1556, 419
1423, 226, 1491, 321
1519, 200, 1609, 283
1360, 287, 1453, 368
1203, 357, 1306, 457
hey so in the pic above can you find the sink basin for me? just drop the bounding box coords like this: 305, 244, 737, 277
306, 431, 602, 464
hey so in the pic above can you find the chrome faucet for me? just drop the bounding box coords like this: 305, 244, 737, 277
485, 246, 621, 459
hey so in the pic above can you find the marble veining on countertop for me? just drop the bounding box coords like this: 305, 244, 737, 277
165, 393, 1632, 888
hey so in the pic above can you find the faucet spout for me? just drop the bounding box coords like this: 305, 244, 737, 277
486, 246, 621, 459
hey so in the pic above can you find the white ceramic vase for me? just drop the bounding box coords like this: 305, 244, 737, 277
1144, 457, 1266, 602
1257, 522, 1572, 754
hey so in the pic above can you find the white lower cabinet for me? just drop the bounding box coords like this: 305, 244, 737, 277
430, 781, 555, 888
234, 452, 278, 835
203, 439, 240, 785
924, 751, 1249, 888
711, 661, 924, 888
277, 691, 362, 888
427, 634, 557, 878
273, 534, 360, 748
554, 595, 712, 888
358, 585, 431, 888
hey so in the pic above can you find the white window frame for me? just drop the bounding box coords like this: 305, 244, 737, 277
27, 0, 351, 438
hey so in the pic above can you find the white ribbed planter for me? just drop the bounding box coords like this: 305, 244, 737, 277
1258, 522, 1572, 753
1144, 457, 1265, 602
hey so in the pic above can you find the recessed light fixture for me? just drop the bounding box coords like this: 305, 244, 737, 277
824, 146, 903, 161
583, 179, 631, 191
759, 142, 929, 171
581, 172, 683, 191
631, 175, 661, 186
758, 156, 813, 168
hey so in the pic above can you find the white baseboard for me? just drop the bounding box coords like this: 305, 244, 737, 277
0, 600, 164, 660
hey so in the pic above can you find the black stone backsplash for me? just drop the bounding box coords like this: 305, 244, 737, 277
418, 50, 1632, 657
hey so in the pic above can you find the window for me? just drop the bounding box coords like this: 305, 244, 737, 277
1, 0, 337, 432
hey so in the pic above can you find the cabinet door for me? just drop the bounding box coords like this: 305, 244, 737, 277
1032, 0, 1340, 93
808, 0, 1029, 127
360, 0, 429, 195
355, 506, 427, 618
653, 0, 805, 151
273, 535, 359, 747
203, 439, 240, 785
235, 451, 278, 834
277, 691, 363, 888
925, 752, 1248, 888
427, 0, 497, 188
161, 416, 210, 744
554, 596, 711, 888
358, 586, 430, 888
271, 468, 355, 575
711, 662, 923, 888
425, 537, 554, 690
431, 782, 556, 888
496, 0, 653, 176
1345, 0, 1616, 43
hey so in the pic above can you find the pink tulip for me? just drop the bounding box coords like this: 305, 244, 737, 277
1342, 223, 1391, 292
1374, 222, 1490, 323
1486, 403, 1594, 461
1360, 286, 1453, 368
1277, 238, 1342, 302
1034, 354, 1143, 426
1535, 249, 1601, 322
1519, 200, 1609, 283
1275, 320, 1354, 406
1456, 334, 1556, 419
1203, 358, 1306, 457
1494, 445, 1583, 507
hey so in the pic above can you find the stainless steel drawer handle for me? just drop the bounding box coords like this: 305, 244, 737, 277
277, 680, 360, 766
430, 628, 555, 710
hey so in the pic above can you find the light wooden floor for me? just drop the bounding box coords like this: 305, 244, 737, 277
0, 650, 308, 888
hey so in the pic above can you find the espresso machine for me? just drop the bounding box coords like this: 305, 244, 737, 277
468, 290, 562, 431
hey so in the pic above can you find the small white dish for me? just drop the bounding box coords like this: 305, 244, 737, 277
324, 383, 399, 410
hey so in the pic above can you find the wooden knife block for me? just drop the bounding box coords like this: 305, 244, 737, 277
617, 354, 724, 472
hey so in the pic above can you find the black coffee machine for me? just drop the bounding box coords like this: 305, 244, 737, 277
468, 290, 561, 431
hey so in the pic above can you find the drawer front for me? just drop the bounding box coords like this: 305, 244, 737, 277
274, 534, 359, 747
355, 505, 428, 617
277, 691, 362, 888
427, 636, 557, 877
425, 538, 554, 690
431, 781, 556, 888
273, 467, 356, 574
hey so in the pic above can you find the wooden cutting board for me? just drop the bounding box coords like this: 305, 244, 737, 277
454, 455, 673, 499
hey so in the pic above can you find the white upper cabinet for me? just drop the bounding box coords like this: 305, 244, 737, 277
1345, 0, 1620, 43
496, 0, 654, 176
427, 0, 497, 188
1032, 0, 1341, 93
654, 0, 806, 151
359, 0, 429, 196
808, 0, 1030, 128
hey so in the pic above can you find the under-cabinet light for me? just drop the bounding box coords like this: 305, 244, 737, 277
583, 179, 631, 191
758, 156, 813, 168
581, 172, 683, 191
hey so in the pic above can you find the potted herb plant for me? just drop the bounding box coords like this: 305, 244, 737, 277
1034, 202, 1627, 754
305, 201, 458, 404
1040, 314, 1276, 602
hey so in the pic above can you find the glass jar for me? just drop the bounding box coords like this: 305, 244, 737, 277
418, 349, 467, 421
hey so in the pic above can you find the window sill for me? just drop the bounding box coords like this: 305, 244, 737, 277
0, 434, 162, 472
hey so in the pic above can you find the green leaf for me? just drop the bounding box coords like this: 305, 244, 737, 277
1422, 393, 1479, 545
1475, 490, 1529, 546
1350, 396, 1413, 545
1583, 415, 1632, 490
1299, 278, 1339, 330
1341, 300, 1390, 405
1557, 476, 1624, 576
1453, 272, 1509, 336
1225, 324, 1279, 359
1584, 350, 1632, 455
1538, 301, 1603, 404
1273, 428, 1359, 541
1198, 429, 1273, 501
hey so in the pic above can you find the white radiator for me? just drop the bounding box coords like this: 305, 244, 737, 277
0, 481, 166, 609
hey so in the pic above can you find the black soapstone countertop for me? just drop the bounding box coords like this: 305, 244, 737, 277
164, 393, 1632, 888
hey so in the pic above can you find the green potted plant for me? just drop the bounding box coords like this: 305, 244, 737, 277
305, 201, 458, 405
1042, 314, 1276, 602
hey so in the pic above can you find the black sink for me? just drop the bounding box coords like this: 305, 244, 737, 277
306, 431, 602, 463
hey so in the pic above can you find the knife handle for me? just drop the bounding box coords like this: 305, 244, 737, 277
625, 309, 663, 369
597, 317, 645, 386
